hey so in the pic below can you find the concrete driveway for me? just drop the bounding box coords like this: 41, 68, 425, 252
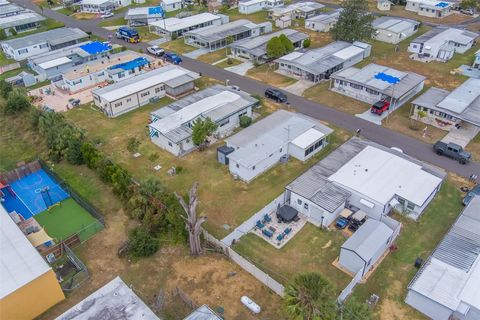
284, 80, 315, 95
183, 48, 209, 59
356, 101, 404, 126
225, 61, 254, 76
441, 123, 480, 148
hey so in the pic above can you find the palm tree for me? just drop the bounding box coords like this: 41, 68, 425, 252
284, 272, 337, 320
174, 182, 207, 256
339, 297, 371, 320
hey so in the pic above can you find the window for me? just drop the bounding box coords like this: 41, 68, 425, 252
18, 48, 28, 55
39, 43, 48, 49
126, 98, 132, 103
304, 203, 309, 210
252, 165, 256, 170
118, 72, 125, 78
350, 83, 363, 90
304, 139, 324, 157
218, 118, 229, 127
280, 148, 282, 152
155, 87, 162, 94
365, 88, 379, 95
297, 199, 302, 205
140, 91, 150, 98
114, 102, 122, 107
168, 142, 173, 147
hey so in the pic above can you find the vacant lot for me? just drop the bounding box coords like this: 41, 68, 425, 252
162, 38, 197, 54
198, 49, 227, 64
294, 27, 333, 49
247, 64, 297, 88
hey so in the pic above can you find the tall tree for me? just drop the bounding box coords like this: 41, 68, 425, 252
279, 34, 294, 53
3, 90, 31, 114
284, 272, 337, 320
174, 183, 206, 256
266, 36, 286, 59
330, 0, 375, 42
191, 117, 218, 146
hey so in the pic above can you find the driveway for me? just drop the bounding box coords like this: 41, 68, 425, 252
356, 100, 405, 126
183, 48, 209, 59
283, 80, 315, 95
225, 61, 254, 76
441, 123, 480, 148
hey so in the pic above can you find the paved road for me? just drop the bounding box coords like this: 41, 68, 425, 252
14, 0, 480, 181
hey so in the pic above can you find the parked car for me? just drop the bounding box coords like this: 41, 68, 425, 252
265, 88, 287, 103
164, 52, 182, 64
433, 141, 471, 164
370, 99, 390, 115
463, 185, 480, 205
460, 8, 474, 15
147, 45, 165, 57
68, 98, 81, 107
101, 11, 114, 18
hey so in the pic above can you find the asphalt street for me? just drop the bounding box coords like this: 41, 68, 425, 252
13, 0, 480, 181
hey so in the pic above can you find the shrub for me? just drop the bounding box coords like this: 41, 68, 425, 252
148, 152, 159, 162
66, 138, 84, 165
239, 115, 252, 128
303, 38, 311, 48
128, 227, 160, 258
227, 57, 233, 65
4, 90, 31, 114
0, 80, 12, 98
126, 136, 141, 154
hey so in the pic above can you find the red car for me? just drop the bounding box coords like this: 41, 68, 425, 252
371, 100, 390, 115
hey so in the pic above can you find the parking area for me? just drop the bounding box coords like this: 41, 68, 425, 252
441, 122, 480, 148
29, 84, 95, 112
225, 61, 254, 76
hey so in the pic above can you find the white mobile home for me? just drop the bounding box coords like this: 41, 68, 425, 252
0, 4, 45, 36
92, 65, 199, 118
149, 85, 258, 156
408, 27, 478, 62
160, 0, 183, 12
184, 19, 272, 52
268, 1, 325, 21
0, 27, 89, 61
125, 6, 165, 25
305, 8, 342, 32
410, 78, 480, 131
406, 196, 480, 320
285, 137, 445, 226
275, 41, 371, 83
78, 0, 132, 12
405, 0, 453, 18
223, 110, 333, 183
330, 63, 426, 108
377, 0, 391, 11
339, 220, 395, 276
238, 0, 284, 14
372, 17, 420, 44
149, 13, 226, 38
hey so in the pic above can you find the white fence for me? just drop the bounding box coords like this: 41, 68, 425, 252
0, 62, 20, 74
221, 193, 285, 246
338, 270, 362, 303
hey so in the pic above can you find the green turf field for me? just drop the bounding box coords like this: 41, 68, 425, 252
35, 198, 103, 241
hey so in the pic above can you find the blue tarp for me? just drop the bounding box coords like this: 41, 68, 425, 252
148, 6, 165, 17
435, 2, 449, 7
109, 57, 149, 71
79, 41, 112, 55
374, 72, 400, 84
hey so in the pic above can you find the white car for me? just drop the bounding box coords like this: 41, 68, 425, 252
101, 11, 114, 18
147, 46, 165, 57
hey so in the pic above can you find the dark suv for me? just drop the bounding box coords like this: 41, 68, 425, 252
265, 88, 287, 103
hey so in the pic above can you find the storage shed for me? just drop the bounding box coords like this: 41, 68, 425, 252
339, 219, 394, 276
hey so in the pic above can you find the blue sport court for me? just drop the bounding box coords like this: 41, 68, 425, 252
1, 169, 69, 220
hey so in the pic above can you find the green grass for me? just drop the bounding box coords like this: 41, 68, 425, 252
216, 58, 243, 69
57, 7, 75, 15
99, 17, 126, 27
5, 18, 65, 40
246, 64, 297, 88
34, 198, 102, 241
137, 26, 160, 42
222, 8, 269, 24
0, 51, 15, 67
197, 49, 227, 64
162, 38, 197, 54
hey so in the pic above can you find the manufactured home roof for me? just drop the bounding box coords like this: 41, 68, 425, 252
275, 41, 369, 75
372, 16, 419, 33
79, 0, 113, 5
331, 63, 426, 99
226, 109, 333, 168
29, 41, 111, 66
0, 3, 23, 16
287, 137, 445, 213
150, 13, 221, 32
150, 85, 257, 143
411, 27, 478, 46
93, 65, 199, 102
1, 27, 88, 50
239, 0, 265, 6
0, 10, 45, 29
184, 305, 223, 320
55, 276, 161, 319
341, 220, 393, 261
270, 1, 324, 15
0, 206, 52, 299
229, 28, 308, 58
306, 8, 342, 24
184, 19, 260, 43
126, 6, 165, 19
413, 79, 480, 126
408, 0, 453, 8
408, 196, 480, 312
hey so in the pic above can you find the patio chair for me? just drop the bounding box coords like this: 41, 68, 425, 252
276, 234, 284, 241
256, 220, 264, 229
264, 214, 272, 222
284, 227, 292, 235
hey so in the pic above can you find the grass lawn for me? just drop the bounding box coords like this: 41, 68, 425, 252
247, 64, 297, 88
57, 7, 75, 15
351, 180, 464, 319
71, 12, 99, 20
465, 133, 480, 162
0, 51, 15, 67
99, 17, 126, 27
198, 49, 227, 64
5, 18, 64, 39
303, 82, 370, 115
137, 26, 160, 42
65, 92, 351, 238
162, 38, 197, 54
233, 223, 352, 292
34, 198, 102, 241
294, 27, 333, 49
216, 57, 243, 68
223, 8, 270, 25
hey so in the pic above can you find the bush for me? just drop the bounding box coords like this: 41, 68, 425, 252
66, 138, 84, 165
128, 227, 160, 258
175, 166, 184, 174
148, 152, 159, 162
239, 115, 252, 128
227, 57, 233, 65
0, 80, 12, 99
126, 136, 140, 154
4, 90, 31, 114
303, 38, 311, 48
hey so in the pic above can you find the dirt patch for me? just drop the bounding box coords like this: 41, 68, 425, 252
165, 255, 286, 320
374, 280, 411, 320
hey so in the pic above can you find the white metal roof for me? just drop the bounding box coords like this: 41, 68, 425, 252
150, 13, 221, 32
291, 128, 325, 149
437, 78, 480, 114
80, 0, 112, 5
56, 276, 161, 319
239, 0, 265, 6
332, 45, 365, 60
93, 65, 196, 102
163, 0, 182, 4
0, 206, 51, 299
328, 145, 442, 206
37, 56, 72, 70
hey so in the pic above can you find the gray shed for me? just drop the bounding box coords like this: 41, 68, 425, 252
339, 219, 393, 276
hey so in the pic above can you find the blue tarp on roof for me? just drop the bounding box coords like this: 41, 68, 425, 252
79, 41, 112, 55
374, 72, 400, 84
148, 6, 165, 16
109, 57, 149, 71
435, 2, 449, 7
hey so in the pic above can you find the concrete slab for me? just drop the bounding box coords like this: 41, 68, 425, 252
148, 38, 168, 46
356, 100, 405, 126
183, 48, 209, 59
225, 61, 254, 76
29, 84, 94, 112
458, 65, 480, 79
284, 79, 313, 95
441, 123, 480, 148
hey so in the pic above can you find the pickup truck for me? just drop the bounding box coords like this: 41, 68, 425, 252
433, 141, 471, 164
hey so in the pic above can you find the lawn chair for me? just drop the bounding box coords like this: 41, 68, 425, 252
284, 227, 292, 235
256, 220, 264, 229
276, 233, 284, 241
264, 214, 272, 223
262, 229, 273, 238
